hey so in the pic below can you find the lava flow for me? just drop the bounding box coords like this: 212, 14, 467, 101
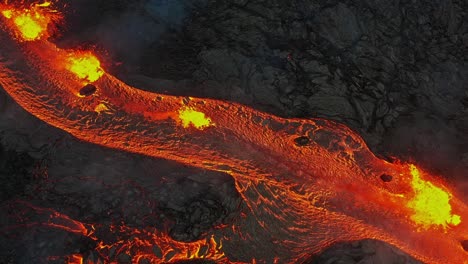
0, 1, 60, 41
0, 2, 467, 264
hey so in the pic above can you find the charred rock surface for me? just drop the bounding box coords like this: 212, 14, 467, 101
306, 239, 420, 264
78, 84, 97, 97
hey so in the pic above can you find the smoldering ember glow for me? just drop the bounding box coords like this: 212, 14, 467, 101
0, 2, 467, 264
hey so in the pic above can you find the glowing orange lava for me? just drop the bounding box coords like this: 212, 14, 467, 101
407, 164, 461, 230
0, 2, 102, 83
0, 1, 59, 41
64, 51, 104, 83
178, 106, 214, 129
66, 254, 83, 264
0, 2, 467, 264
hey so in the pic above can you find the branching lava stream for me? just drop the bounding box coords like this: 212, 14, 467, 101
0, 2, 467, 264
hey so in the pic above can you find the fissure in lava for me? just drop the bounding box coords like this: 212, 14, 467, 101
0, 2, 467, 264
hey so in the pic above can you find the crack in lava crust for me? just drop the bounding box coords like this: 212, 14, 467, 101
0, 21, 467, 263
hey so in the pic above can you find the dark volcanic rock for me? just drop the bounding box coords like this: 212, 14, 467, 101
306, 239, 420, 264
79, 84, 97, 97
159, 174, 241, 242
380, 174, 393, 182
294, 136, 310, 146
0, 141, 35, 201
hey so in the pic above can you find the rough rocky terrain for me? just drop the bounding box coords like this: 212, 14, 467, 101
1, 0, 467, 263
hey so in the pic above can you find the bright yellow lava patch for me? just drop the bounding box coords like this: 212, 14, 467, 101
407, 164, 461, 230
2, 10, 12, 18
12, 14, 44, 40
94, 103, 109, 114
178, 107, 213, 130
1, 2, 56, 41
65, 52, 104, 83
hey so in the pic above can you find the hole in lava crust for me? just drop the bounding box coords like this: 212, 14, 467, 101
461, 240, 468, 251
294, 136, 310, 146
380, 174, 393, 182
79, 84, 97, 97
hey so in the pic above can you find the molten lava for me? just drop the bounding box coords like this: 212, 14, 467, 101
407, 164, 461, 230
0, 2, 467, 264
0, 1, 58, 41
178, 106, 214, 130
64, 51, 104, 83
66, 254, 83, 264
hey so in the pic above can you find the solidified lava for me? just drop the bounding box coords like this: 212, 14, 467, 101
380, 174, 393, 182
0, 2, 467, 264
462, 240, 468, 252
78, 83, 97, 97
293, 136, 310, 146
0, 144, 35, 201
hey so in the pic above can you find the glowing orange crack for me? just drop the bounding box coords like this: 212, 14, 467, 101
407, 164, 461, 230
66, 254, 83, 264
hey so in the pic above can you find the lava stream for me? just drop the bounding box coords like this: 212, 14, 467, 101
0, 2, 467, 264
